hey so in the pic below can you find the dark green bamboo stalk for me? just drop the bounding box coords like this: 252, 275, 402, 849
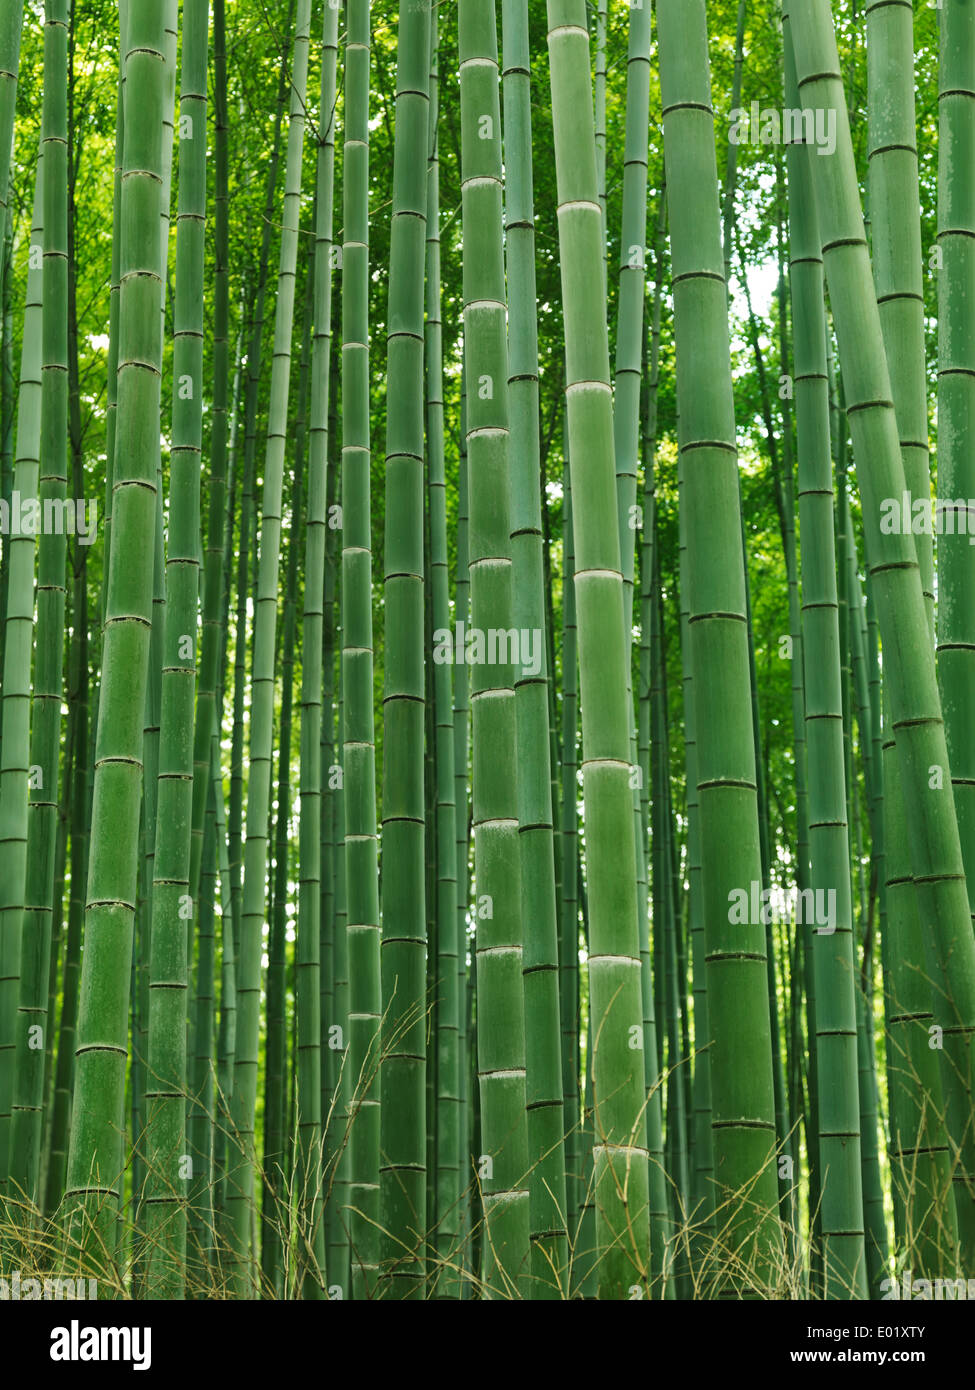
0, 3, 23, 314
227, 0, 311, 1294
261, 383, 304, 1298
379, 0, 431, 1299
188, 0, 230, 905
452, 384, 472, 1291
425, 9, 461, 1297
294, 0, 338, 1301
339, 0, 382, 1300
227, 0, 293, 951
0, 160, 42, 1213
501, 0, 567, 1300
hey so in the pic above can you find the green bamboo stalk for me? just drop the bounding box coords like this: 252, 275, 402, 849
0, 2, 23, 314
425, 9, 461, 1297
501, 0, 567, 1300
339, 0, 382, 1301
559, 461, 580, 1267
330, 682, 351, 1300
637, 227, 675, 1295
657, 0, 781, 1292
790, 0, 975, 1272
452, 383, 472, 1292
261, 360, 304, 1298
8, 0, 70, 1219
213, 746, 236, 1258
227, 0, 311, 1294
675, 460, 715, 1274
0, 159, 42, 1214
63, 0, 172, 1273
782, 1, 866, 1298
187, 787, 217, 1276
379, 0, 431, 1299
44, 546, 88, 1219
546, 0, 650, 1300
140, 0, 209, 1297
100, 5, 126, 626
227, 1, 293, 952
934, 0, 975, 1259
294, 0, 338, 1301
188, 0, 230, 904
458, 0, 531, 1299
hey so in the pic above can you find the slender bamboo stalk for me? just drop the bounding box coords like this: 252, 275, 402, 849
9, 0, 70, 1219
379, 0, 431, 1299
339, 0, 382, 1299
501, 0, 567, 1300
546, 0, 650, 1300
425, 9, 461, 1297
0, 159, 42, 1214
227, 0, 311, 1294
783, 2, 866, 1297
294, 0, 338, 1300
0, 3, 23, 313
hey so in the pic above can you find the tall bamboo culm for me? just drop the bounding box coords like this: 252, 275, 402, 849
63, 0, 172, 1272
545, 0, 650, 1300
227, 0, 311, 1295
379, 0, 431, 1300
657, 0, 782, 1293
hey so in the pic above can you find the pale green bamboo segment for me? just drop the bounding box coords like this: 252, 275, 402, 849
379, 0, 430, 1300
9, 0, 70, 1216
0, 161, 42, 1206
227, 0, 312, 1295
141, 0, 209, 1299
0, 2, 23, 313
341, 0, 381, 1303
783, 0, 865, 1299
295, 0, 338, 1301
501, 0, 567, 1300
656, 0, 781, 1293
63, 0, 170, 1268
545, 0, 649, 1300
935, 0, 975, 1257
459, 0, 531, 1300
790, 0, 975, 1272
425, 10, 461, 1297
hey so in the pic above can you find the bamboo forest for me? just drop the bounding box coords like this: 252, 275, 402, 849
0, 0, 974, 1313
